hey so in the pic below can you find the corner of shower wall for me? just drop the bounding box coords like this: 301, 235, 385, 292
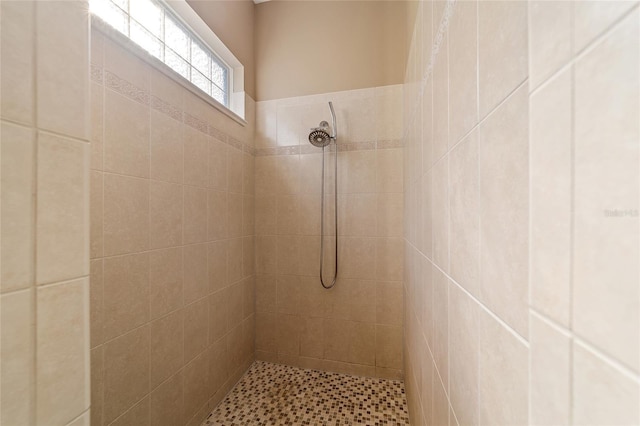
253, 85, 405, 380
404, 0, 640, 425
1, 1, 92, 425
88, 23, 256, 426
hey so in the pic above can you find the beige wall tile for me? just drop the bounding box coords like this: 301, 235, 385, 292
207, 190, 228, 241
479, 85, 529, 338
339, 237, 376, 280
36, 132, 89, 284
299, 153, 322, 194
376, 238, 403, 281
1, 289, 33, 425
228, 192, 244, 238
150, 372, 184, 426
228, 238, 244, 284
256, 236, 277, 274
228, 147, 243, 194
184, 298, 210, 363
209, 337, 229, 397
376, 281, 403, 326
432, 270, 449, 391
184, 243, 209, 305
340, 194, 377, 237
184, 186, 208, 244
104, 36, 149, 91
91, 82, 104, 171
103, 326, 150, 424
299, 317, 324, 359
449, 130, 479, 296
242, 194, 255, 237
1, 123, 35, 292
377, 193, 403, 238
478, 0, 528, 118
573, 10, 639, 371
66, 410, 90, 426
256, 312, 278, 353
103, 253, 150, 340
449, 284, 479, 426
433, 375, 449, 426
208, 240, 228, 293
209, 290, 229, 343
90, 259, 104, 348
256, 275, 277, 314
36, 279, 89, 425
573, 0, 638, 53
573, 341, 640, 425
150, 111, 183, 184
529, 1, 571, 89
432, 37, 449, 161
341, 150, 376, 194
432, 157, 449, 272
104, 91, 150, 178
209, 138, 228, 191
103, 173, 149, 256
90, 171, 104, 259
376, 148, 403, 193
530, 314, 571, 426
478, 310, 528, 425
227, 281, 244, 328
90, 347, 104, 426
149, 181, 183, 249
149, 247, 183, 320
376, 325, 403, 369
530, 70, 572, 326
149, 309, 183, 389
184, 127, 209, 188
448, 0, 478, 146
0, 1, 34, 125
36, 0, 89, 139
242, 236, 255, 279
109, 397, 150, 426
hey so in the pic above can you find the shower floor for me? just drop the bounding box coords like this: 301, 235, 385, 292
201, 361, 410, 425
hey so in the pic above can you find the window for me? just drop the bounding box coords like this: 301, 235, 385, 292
91, 0, 230, 107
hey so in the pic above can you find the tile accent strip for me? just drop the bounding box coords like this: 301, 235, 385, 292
91, 62, 256, 156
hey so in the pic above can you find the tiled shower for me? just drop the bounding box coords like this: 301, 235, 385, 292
1, 1, 638, 426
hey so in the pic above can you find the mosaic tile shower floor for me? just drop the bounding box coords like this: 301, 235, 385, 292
201, 361, 410, 425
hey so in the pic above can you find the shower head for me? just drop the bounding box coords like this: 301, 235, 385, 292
309, 128, 332, 147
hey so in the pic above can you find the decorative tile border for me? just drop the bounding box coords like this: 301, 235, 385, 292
91, 62, 255, 156
254, 139, 403, 157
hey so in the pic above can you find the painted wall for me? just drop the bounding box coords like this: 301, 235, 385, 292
255, 1, 408, 101
1, 1, 91, 425
187, 0, 256, 99
89, 24, 256, 426
403, 0, 639, 424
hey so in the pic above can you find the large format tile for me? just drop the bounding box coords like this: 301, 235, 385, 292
103, 173, 149, 256
36, 279, 89, 426
530, 70, 572, 327
479, 85, 529, 338
36, 0, 89, 139
0, 122, 35, 292
0, 0, 34, 125
36, 132, 89, 284
478, 0, 528, 118
1, 290, 33, 425
573, 9, 639, 372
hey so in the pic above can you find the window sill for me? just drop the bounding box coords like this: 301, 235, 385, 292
91, 16, 247, 127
